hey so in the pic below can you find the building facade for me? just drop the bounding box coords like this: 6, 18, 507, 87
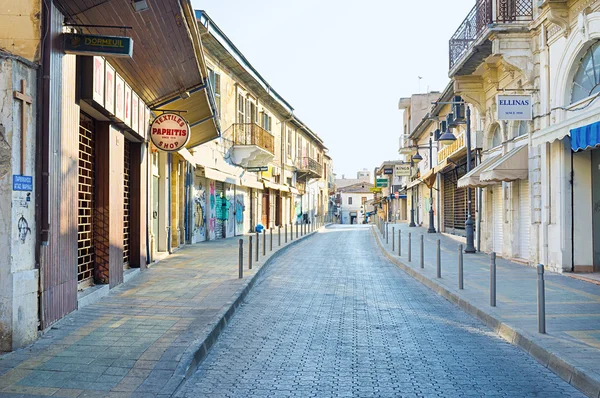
338, 183, 374, 224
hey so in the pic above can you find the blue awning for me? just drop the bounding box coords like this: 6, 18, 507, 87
571, 120, 600, 152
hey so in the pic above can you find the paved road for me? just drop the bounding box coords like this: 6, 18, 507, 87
175, 225, 584, 398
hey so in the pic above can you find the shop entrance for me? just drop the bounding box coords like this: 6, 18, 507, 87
77, 113, 96, 286
262, 191, 270, 227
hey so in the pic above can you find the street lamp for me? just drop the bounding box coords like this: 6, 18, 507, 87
412, 151, 423, 163
409, 155, 416, 227
440, 100, 475, 253
427, 135, 436, 233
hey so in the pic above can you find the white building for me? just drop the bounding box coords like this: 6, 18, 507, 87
338, 182, 374, 224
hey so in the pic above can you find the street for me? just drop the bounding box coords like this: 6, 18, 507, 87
175, 225, 584, 398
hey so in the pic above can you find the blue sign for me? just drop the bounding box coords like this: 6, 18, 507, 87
13, 175, 33, 191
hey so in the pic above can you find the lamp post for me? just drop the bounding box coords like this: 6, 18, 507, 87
427, 136, 436, 233
409, 155, 416, 227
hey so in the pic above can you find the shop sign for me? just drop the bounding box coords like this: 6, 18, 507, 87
370, 187, 382, 193
376, 178, 388, 188
64, 34, 133, 58
497, 95, 532, 121
383, 168, 394, 175
150, 113, 190, 152
247, 166, 268, 172
438, 131, 465, 163
105, 63, 115, 114
395, 164, 411, 176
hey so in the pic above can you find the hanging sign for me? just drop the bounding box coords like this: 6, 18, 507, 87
383, 168, 394, 175
497, 95, 532, 121
376, 178, 388, 188
64, 34, 133, 58
150, 113, 190, 152
395, 164, 411, 176
247, 166, 268, 172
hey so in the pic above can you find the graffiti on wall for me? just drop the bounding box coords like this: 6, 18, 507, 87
235, 194, 244, 233
193, 181, 207, 242
208, 181, 216, 240
226, 189, 235, 237
17, 216, 31, 243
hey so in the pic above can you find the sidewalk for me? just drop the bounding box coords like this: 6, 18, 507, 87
0, 225, 322, 398
373, 222, 600, 398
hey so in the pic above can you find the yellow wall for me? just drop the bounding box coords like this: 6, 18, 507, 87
0, 0, 41, 62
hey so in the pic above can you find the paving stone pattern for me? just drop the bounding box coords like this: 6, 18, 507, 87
176, 225, 584, 398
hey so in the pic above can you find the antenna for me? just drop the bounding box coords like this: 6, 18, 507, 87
418, 76, 423, 92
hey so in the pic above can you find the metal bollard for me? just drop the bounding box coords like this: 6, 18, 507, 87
296, 223, 298, 239
278, 226, 281, 247
386, 224, 389, 245
263, 230, 266, 256
238, 239, 243, 279
399, 231, 401, 256
490, 252, 496, 307
285, 224, 288, 243
249, 236, 253, 270
458, 244, 464, 290
436, 240, 441, 278
408, 232, 412, 262
392, 228, 395, 251
420, 235, 424, 269
255, 232, 259, 262
270, 228, 273, 252
537, 264, 546, 334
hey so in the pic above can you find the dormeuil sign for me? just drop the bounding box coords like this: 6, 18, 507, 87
497, 95, 532, 121
64, 34, 133, 58
150, 113, 190, 152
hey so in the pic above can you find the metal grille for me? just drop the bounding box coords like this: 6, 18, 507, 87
215, 181, 225, 239
443, 162, 476, 236
123, 140, 131, 267
78, 114, 95, 283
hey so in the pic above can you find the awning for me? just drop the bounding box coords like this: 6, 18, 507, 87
204, 168, 238, 184
240, 176, 263, 190
177, 147, 195, 165
433, 159, 456, 174
406, 179, 421, 189
457, 155, 501, 188
263, 181, 289, 192
571, 120, 600, 151
289, 187, 300, 195
532, 106, 600, 147
421, 169, 437, 189
480, 145, 528, 183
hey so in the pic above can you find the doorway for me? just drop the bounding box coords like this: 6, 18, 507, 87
262, 191, 270, 227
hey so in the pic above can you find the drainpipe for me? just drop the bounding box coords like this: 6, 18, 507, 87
570, 149, 574, 272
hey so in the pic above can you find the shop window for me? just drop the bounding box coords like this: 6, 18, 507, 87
571, 40, 600, 104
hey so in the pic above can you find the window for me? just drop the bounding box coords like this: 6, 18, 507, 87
287, 129, 292, 158
237, 94, 245, 124
362, 197, 367, 205
297, 136, 302, 159
571, 41, 600, 104
516, 121, 528, 137
348, 197, 353, 205
491, 125, 502, 148
261, 112, 272, 132
208, 68, 221, 116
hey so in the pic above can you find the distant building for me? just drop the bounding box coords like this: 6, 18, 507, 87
337, 182, 374, 224
335, 169, 371, 189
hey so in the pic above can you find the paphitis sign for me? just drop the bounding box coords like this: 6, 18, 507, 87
497, 95, 532, 121
150, 113, 190, 152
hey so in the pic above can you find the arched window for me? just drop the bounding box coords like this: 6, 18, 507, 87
491, 125, 502, 148
571, 41, 600, 104
516, 121, 528, 138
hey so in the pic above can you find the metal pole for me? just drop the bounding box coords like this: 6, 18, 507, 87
428, 136, 436, 233
420, 235, 424, 269
465, 106, 476, 253
409, 158, 416, 228
255, 232, 259, 262
408, 232, 412, 262
537, 264, 546, 334
270, 228, 273, 252
285, 224, 288, 243
278, 226, 281, 247
399, 230, 401, 256
392, 228, 395, 251
458, 244, 464, 289
238, 239, 243, 279
490, 252, 496, 307
436, 239, 441, 278
263, 230, 266, 256
249, 236, 253, 270
386, 223, 389, 244
296, 223, 298, 238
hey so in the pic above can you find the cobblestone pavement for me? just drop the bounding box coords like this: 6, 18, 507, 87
176, 225, 585, 398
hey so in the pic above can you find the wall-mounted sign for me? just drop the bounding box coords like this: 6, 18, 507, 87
395, 164, 411, 176
438, 131, 465, 163
150, 113, 190, 152
383, 168, 394, 175
92, 56, 104, 106
376, 178, 388, 188
398, 147, 415, 155
369, 187, 382, 193
247, 166, 269, 172
105, 63, 115, 115
13, 175, 33, 191
497, 94, 532, 121
64, 34, 133, 58
131, 93, 139, 133
115, 74, 124, 121
124, 84, 132, 127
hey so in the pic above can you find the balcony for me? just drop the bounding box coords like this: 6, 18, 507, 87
295, 157, 323, 180
449, 0, 533, 77
228, 123, 275, 168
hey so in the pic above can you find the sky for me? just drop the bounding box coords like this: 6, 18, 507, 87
191, 0, 474, 178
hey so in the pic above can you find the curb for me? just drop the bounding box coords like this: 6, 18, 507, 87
371, 226, 600, 398
168, 225, 327, 395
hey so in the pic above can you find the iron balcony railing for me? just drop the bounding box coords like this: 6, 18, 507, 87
449, 0, 533, 70
230, 123, 275, 154
296, 156, 323, 177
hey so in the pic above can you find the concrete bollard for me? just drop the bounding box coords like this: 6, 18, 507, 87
255, 232, 259, 262
537, 264, 546, 334
436, 240, 441, 278
420, 235, 424, 269
270, 228, 273, 252
408, 232, 412, 262
490, 252, 496, 307
278, 226, 281, 247
263, 230, 266, 256
392, 228, 395, 252
458, 244, 464, 290
249, 236, 253, 270
238, 239, 243, 279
